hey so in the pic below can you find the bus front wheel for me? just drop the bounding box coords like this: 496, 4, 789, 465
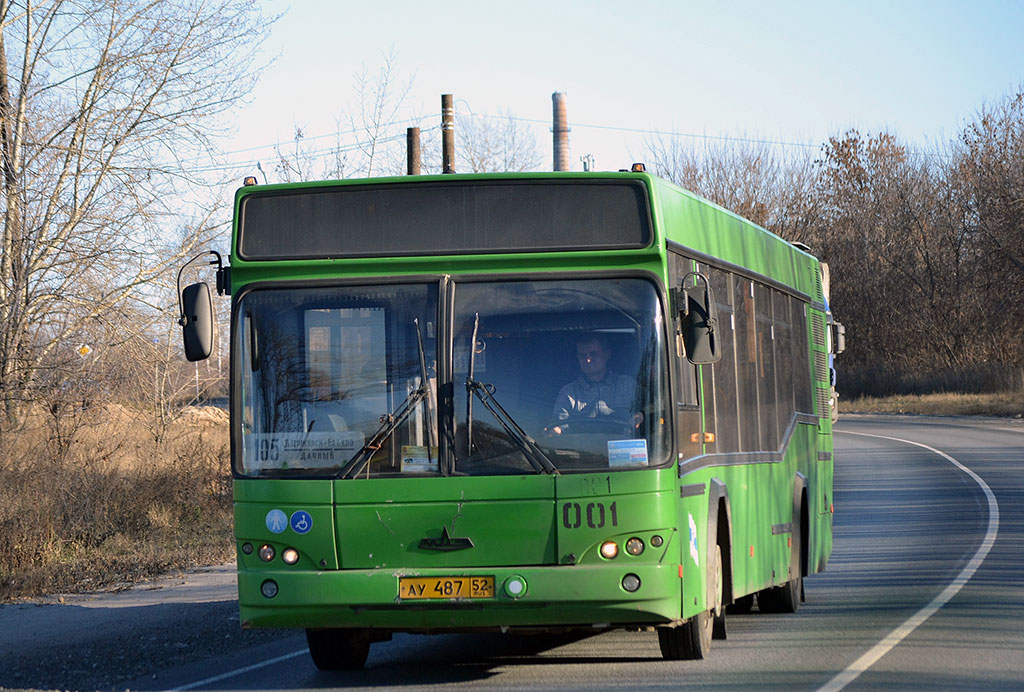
659, 544, 723, 660
306, 628, 371, 670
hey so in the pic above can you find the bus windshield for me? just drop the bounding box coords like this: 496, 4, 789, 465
452, 277, 669, 474
234, 277, 669, 477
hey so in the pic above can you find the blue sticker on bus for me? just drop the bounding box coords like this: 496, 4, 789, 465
290, 510, 313, 534
265, 509, 287, 534
607, 439, 649, 467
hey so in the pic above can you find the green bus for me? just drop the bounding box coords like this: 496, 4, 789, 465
178, 169, 836, 669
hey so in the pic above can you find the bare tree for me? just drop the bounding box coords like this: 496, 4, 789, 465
955, 90, 1024, 276
345, 48, 414, 178
950, 89, 1024, 369
0, 0, 272, 423
458, 110, 541, 173
644, 134, 819, 242
271, 49, 416, 183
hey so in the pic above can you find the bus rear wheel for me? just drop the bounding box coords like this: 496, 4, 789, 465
757, 572, 801, 613
305, 628, 371, 670
659, 544, 722, 660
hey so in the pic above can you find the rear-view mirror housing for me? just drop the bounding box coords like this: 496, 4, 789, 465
181, 281, 214, 362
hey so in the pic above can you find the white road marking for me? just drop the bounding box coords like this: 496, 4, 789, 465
817, 431, 1000, 692
170, 649, 307, 691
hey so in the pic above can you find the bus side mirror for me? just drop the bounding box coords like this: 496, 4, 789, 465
833, 321, 846, 355
180, 282, 214, 362
679, 272, 721, 365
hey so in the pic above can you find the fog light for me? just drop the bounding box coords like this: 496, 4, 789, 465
622, 573, 641, 592
600, 541, 619, 559
282, 548, 299, 565
258, 544, 275, 562
625, 537, 645, 556
241, 542, 253, 555
260, 580, 278, 598
651, 535, 664, 548
503, 576, 528, 599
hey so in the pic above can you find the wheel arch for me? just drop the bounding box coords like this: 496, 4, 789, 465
793, 472, 809, 578
706, 478, 734, 605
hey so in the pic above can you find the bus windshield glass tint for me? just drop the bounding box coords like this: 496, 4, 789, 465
235, 283, 439, 477
233, 277, 669, 477
452, 277, 670, 474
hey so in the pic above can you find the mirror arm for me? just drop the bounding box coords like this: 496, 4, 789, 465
176, 251, 223, 326
679, 271, 712, 320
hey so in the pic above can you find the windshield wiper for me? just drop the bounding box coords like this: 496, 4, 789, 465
463, 312, 556, 475
465, 376, 558, 475
338, 318, 435, 479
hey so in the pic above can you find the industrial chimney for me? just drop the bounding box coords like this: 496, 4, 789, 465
442, 94, 455, 174
552, 92, 569, 171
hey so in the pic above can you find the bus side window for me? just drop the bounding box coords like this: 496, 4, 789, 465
755, 283, 779, 451
708, 268, 738, 454
773, 290, 795, 437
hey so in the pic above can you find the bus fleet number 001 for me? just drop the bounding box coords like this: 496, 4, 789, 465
561, 501, 618, 529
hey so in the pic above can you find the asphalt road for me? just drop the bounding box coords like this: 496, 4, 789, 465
2, 414, 1021, 692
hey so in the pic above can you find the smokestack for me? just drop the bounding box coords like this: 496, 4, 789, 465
406, 127, 421, 175
442, 94, 455, 174
552, 92, 569, 171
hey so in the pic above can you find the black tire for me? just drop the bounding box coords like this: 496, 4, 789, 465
757, 573, 801, 613
659, 544, 722, 659
727, 593, 754, 614
306, 628, 371, 670
711, 543, 726, 640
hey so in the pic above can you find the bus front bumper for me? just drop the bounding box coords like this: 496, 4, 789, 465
238, 563, 681, 631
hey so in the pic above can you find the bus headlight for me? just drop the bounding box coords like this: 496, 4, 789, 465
600, 541, 619, 559
625, 537, 645, 556
258, 544, 275, 562
282, 548, 299, 565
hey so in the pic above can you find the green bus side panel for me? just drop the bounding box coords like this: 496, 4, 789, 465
677, 417, 829, 604
648, 176, 820, 298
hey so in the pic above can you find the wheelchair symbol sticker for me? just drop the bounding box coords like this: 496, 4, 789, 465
290, 510, 313, 534
265, 509, 287, 534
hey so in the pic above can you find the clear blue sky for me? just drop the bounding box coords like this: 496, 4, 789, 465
220, 0, 1024, 176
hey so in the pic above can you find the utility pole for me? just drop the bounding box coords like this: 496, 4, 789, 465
552, 92, 569, 171
442, 94, 455, 174
406, 127, 421, 175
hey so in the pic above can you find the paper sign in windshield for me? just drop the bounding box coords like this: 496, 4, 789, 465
401, 445, 440, 473
608, 439, 649, 467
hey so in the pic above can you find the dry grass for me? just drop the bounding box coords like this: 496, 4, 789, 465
841, 391, 1024, 418
0, 405, 232, 600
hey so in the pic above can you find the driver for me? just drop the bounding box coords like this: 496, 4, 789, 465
547, 334, 639, 436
